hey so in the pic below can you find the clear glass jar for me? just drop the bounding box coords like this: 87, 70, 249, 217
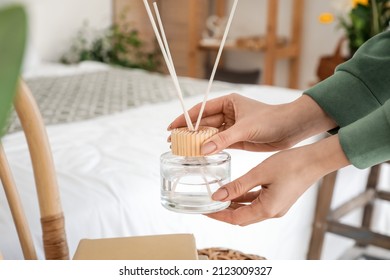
160, 151, 231, 214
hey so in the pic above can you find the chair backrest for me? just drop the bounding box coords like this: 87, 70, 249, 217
0, 80, 69, 260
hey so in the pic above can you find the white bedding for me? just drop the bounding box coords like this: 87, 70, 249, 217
1, 65, 389, 260
22, 61, 111, 79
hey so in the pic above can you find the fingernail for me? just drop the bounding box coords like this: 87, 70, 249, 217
167, 136, 171, 143
212, 188, 228, 201
167, 124, 172, 131
201, 141, 217, 155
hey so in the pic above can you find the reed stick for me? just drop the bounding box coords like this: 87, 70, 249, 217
153, 2, 174, 67
142, 0, 194, 130
195, 0, 239, 131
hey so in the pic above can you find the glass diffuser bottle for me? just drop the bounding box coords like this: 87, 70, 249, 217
160, 126, 231, 214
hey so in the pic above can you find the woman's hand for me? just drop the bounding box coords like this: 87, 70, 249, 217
206, 135, 350, 226
169, 93, 337, 155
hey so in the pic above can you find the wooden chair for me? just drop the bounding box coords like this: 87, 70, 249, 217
307, 163, 390, 259
0, 81, 264, 260
0, 81, 199, 260
0, 80, 69, 260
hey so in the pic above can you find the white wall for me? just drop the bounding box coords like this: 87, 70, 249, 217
3, 0, 112, 62
225, 0, 344, 89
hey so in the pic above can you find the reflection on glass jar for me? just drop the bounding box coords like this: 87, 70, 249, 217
160, 151, 231, 214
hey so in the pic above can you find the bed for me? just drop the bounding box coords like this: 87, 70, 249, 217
2, 60, 389, 260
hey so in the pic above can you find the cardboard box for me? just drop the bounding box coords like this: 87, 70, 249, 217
73, 233, 199, 260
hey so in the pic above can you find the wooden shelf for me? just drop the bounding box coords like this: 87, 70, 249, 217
114, 0, 304, 88
191, 0, 304, 89
199, 36, 288, 52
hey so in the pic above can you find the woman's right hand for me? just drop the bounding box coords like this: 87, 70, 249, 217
168, 93, 337, 155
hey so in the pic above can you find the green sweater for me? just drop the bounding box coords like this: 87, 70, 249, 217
305, 31, 390, 169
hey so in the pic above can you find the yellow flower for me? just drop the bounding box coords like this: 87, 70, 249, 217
318, 12, 334, 24
352, 0, 369, 7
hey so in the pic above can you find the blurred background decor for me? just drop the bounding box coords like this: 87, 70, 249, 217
61, 19, 161, 72
316, 0, 390, 81
0, 5, 26, 136
335, 0, 390, 56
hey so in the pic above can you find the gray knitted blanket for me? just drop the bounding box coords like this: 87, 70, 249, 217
7, 67, 236, 134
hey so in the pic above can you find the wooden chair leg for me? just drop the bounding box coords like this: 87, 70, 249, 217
307, 171, 338, 259
14, 81, 69, 260
0, 142, 37, 260
361, 165, 380, 228
263, 0, 278, 85
288, 0, 304, 89
355, 165, 381, 247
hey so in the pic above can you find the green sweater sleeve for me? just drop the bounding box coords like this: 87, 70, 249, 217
339, 100, 390, 169
304, 31, 390, 169
305, 31, 390, 127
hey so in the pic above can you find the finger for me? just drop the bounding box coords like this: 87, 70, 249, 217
239, 216, 268, 226
231, 190, 261, 203
212, 167, 262, 201
206, 203, 260, 226
168, 95, 228, 129
205, 208, 235, 223
228, 142, 282, 152
239, 207, 288, 226
167, 114, 190, 130
234, 196, 268, 226
211, 194, 273, 226
227, 202, 249, 210
201, 126, 246, 155
236, 190, 290, 226
198, 113, 225, 129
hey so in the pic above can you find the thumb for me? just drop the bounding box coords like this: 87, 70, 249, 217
201, 126, 243, 155
212, 167, 261, 201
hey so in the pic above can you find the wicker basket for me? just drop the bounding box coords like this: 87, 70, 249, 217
197, 247, 266, 260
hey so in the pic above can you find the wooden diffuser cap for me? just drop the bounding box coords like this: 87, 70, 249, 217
171, 126, 218, 157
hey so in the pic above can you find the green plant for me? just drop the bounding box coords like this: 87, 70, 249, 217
61, 21, 161, 72
337, 0, 390, 55
0, 5, 27, 137
320, 1, 390, 55
341, 0, 390, 54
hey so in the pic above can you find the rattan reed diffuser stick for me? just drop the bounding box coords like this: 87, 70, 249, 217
194, 0, 239, 131
153, 3, 174, 67
142, 0, 194, 130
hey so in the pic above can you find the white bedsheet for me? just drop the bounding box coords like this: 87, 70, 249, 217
1, 81, 387, 260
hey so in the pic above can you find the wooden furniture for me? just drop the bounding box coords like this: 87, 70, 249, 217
0, 81, 69, 260
0, 81, 199, 261
307, 163, 390, 259
194, 0, 304, 88
0, 81, 262, 260
113, 0, 209, 78
113, 0, 303, 87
